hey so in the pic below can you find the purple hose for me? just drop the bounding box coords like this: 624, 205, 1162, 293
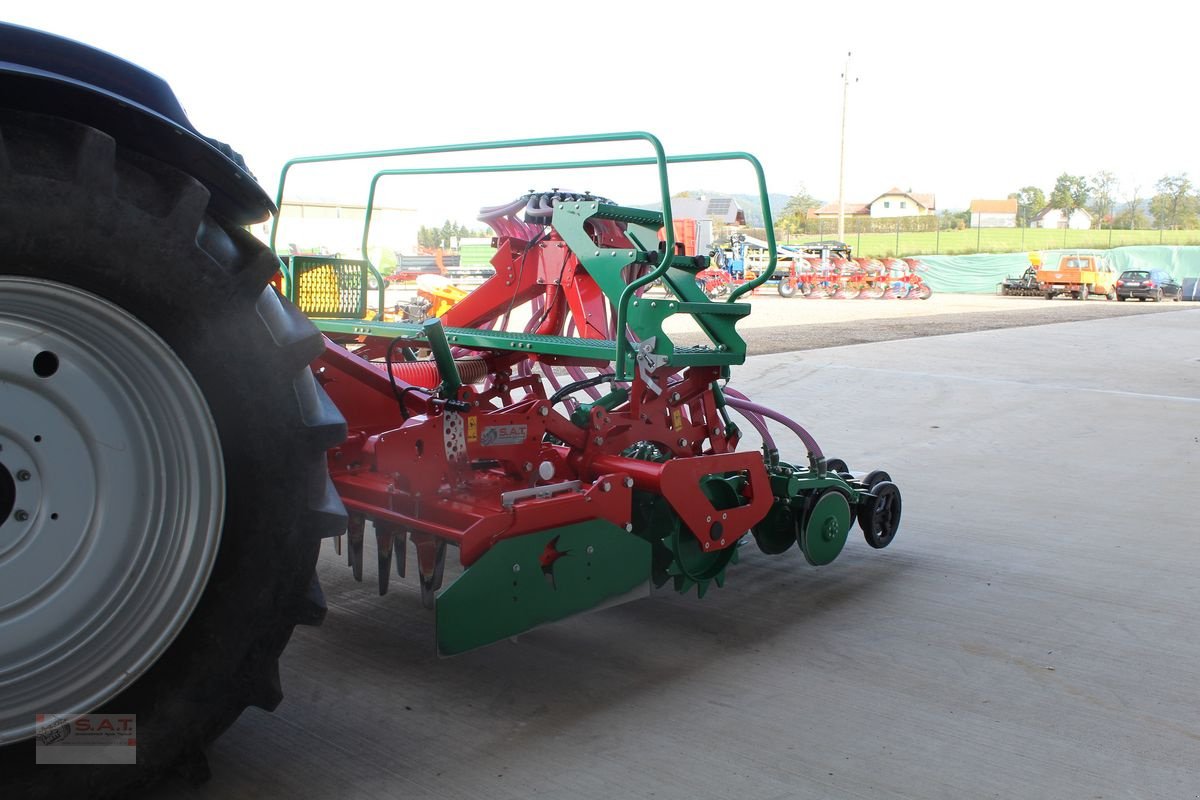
723, 388, 823, 459
729, 403, 775, 450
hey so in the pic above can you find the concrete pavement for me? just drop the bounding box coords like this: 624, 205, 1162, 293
153, 307, 1200, 799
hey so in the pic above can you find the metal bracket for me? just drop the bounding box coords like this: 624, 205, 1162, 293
635, 336, 668, 395
443, 411, 466, 464
500, 480, 582, 509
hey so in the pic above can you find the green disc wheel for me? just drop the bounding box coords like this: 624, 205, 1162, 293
798, 490, 851, 566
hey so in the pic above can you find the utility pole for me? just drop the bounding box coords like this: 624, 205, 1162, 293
837, 51, 856, 242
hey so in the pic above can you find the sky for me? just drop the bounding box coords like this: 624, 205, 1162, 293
6, 0, 1198, 224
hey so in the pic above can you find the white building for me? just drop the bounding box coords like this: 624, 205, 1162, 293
970, 198, 1018, 228
868, 187, 936, 218
1031, 207, 1093, 230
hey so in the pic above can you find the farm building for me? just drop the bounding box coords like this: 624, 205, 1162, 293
1031, 206, 1093, 230
807, 201, 871, 220
969, 198, 1018, 228
669, 195, 746, 226
869, 188, 936, 218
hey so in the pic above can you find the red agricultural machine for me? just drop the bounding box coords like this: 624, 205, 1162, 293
0, 23, 902, 797
776, 241, 932, 299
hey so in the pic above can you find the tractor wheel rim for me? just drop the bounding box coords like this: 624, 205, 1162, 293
0, 278, 224, 745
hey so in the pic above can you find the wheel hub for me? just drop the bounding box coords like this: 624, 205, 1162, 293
0, 278, 225, 745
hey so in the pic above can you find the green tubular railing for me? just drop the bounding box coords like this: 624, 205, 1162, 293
270, 136, 776, 378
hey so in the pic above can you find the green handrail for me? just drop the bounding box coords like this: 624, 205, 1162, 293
358, 153, 775, 377
270, 133, 674, 378
270, 136, 777, 378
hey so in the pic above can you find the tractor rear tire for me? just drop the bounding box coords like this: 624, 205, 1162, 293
0, 110, 345, 797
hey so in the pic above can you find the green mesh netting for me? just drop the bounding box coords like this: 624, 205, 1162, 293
915, 246, 1200, 294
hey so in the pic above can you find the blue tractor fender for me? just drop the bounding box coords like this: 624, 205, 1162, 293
0, 22, 274, 225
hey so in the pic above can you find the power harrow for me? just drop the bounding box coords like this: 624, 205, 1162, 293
0, 23, 901, 793
276, 138, 904, 655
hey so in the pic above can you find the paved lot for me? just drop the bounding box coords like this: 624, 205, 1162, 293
154, 304, 1199, 799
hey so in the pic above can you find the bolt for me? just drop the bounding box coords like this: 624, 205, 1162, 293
623, 477, 634, 488
721, 513, 727, 521
538, 461, 556, 481
523, 462, 533, 473
16, 470, 31, 482
512, 564, 521, 573
706, 515, 712, 523
593, 436, 604, 446
14, 510, 29, 522
678, 438, 688, 448
720, 539, 726, 546
670, 392, 681, 404
704, 542, 711, 550
539, 406, 549, 416
586, 545, 594, 555
602, 482, 612, 492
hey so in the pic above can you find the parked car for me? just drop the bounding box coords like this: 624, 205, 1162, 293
1114, 269, 1183, 302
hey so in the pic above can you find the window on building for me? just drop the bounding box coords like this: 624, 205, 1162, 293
900, 201, 907, 209
884, 201, 890, 209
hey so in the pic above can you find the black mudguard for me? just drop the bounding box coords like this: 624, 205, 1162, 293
0, 22, 274, 225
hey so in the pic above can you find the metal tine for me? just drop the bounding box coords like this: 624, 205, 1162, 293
395, 529, 408, 579
333, 534, 342, 556
346, 514, 365, 582
375, 525, 394, 595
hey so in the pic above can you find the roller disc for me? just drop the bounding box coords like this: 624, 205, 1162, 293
863, 469, 892, 491
751, 500, 797, 555
799, 490, 851, 566
859, 481, 902, 549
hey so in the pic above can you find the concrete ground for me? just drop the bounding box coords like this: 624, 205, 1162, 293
155, 303, 1199, 799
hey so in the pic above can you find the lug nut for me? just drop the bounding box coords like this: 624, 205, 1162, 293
14, 510, 29, 522
16, 470, 31, 482
623, 477, 634, 488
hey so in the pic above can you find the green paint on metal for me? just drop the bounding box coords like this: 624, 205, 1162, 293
570, 388, 629, 428
273, 137, 777, 379
799, 491, 851, 567
311, 319, 743, 366
421, 318, 461, 395
435, 520, 650, 656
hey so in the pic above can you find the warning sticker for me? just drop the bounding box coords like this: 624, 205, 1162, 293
480, 424, 527, 447
467, 416, 478, 442
671, 408, 683, 431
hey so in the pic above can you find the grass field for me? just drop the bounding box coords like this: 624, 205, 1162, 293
780, 227, 1200, 258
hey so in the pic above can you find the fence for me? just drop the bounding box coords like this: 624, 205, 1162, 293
755, 220, 1200, 259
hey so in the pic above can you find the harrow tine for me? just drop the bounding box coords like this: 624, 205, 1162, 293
375, 525, 395, 595
333, 534, 342, 556
413, 534, 447, 610
395, 530, 408, 579
346, 514, 365, 582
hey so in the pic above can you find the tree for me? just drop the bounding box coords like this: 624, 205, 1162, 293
1049, 174, 1089, 225
1123, 185, 1142, 230
776, 185, 822, 239
1149, 173, 1196, 229
939, 209, 970, 230
1010, 186, 1045, 226
1089, 170, 1118, 228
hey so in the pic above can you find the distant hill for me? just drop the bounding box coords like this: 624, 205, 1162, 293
641, 190, 795, 227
